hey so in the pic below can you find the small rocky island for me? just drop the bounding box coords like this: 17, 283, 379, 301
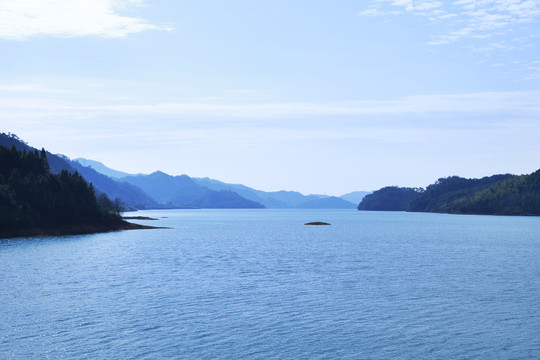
304, 222, 331, 225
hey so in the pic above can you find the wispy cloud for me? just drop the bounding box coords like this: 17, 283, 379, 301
1, 89, 539, 120
0, 83, 73, 93
359, 0, 540, 78
360, 0, 540, 44
0, 0, 171, 40
357, 8, 403, 16
524, 60, 540, 79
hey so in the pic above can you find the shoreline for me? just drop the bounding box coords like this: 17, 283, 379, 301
0, 220, 169, 239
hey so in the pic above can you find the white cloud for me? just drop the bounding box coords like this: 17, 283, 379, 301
0, 0, 170, 40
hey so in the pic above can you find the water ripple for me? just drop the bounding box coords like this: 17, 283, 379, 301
1, 210, 539, 359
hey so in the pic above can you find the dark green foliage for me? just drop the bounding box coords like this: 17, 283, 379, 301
361, 171, 540, 216
0, 145, 120, 232
408, 174, 515, 213
439, 170, 540, 215
0, 133, 30, 152
0, 133, 157, 209
357, 186, 424, 211
97, 194, 128, 214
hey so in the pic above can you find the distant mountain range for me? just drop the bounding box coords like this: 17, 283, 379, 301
6, 132, 538, 216
73, 156, 362, 209
119, 171, 265, 209
192, 177, 359, 209
0, 134, 366, 210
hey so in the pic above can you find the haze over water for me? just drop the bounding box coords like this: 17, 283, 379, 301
1, 209, 539, 359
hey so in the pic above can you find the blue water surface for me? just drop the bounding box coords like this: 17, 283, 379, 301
1, 209, 539, 359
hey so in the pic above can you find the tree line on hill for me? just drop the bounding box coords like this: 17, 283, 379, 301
0, 145, 126, 235
357, 187, 423, 211
357, 171, 540, 216
0, 133, 160, 210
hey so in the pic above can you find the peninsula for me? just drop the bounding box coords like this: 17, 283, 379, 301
0, 144, 163, 239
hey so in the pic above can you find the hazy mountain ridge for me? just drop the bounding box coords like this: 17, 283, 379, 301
74, 158, 131, 178
192, 178, 288, 208
71, 158, 361, 209
0, 134, 267, 209
295, 196, 357, 209
0, 135, 362, 210
120, 172, 265, 209
339, 191, 371, 204
70, 161, 159, 209
193, 177, 357, 209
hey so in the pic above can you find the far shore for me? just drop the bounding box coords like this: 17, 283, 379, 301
0, 220, 169, 239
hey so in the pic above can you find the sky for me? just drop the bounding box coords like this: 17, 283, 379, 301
1, 0, 539, 195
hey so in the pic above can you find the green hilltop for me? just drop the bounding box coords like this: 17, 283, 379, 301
358, 171, 540, 216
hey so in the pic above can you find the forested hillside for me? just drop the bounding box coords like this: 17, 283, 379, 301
439, 170, 540, 215
0, 133, 156, 209
357, 171, 540, 216
0, 145, 143, 237
357, 186, 423, 211
408, 174, 514, 213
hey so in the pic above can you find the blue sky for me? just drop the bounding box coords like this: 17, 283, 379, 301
1, 0, 539, 195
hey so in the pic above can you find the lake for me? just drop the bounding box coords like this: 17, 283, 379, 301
1, 209, 539, 359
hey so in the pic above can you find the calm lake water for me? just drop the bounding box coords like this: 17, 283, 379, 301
1, 209, 539, 359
